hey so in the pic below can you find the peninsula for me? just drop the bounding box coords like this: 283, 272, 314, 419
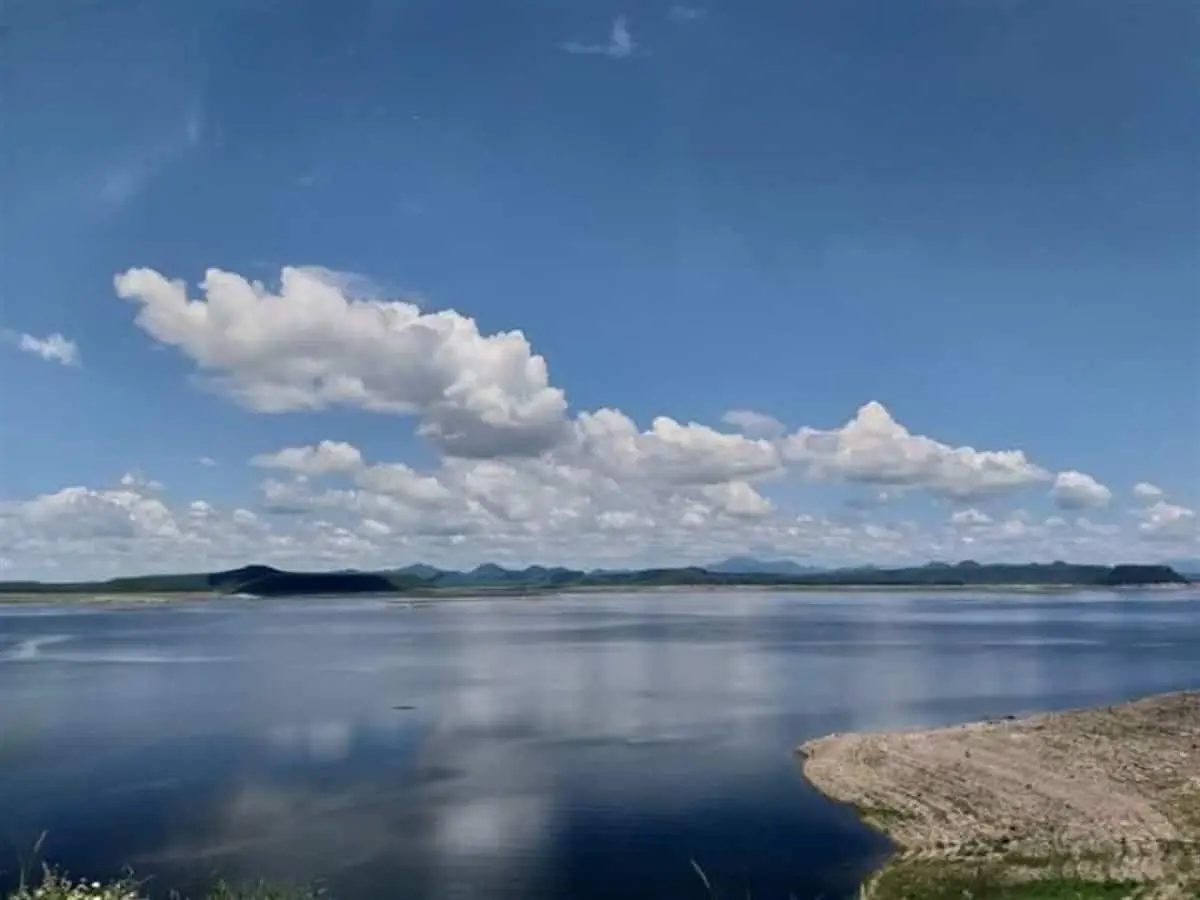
799, 691, 1200, 898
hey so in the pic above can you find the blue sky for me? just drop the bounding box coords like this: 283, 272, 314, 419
1, 0, 1197, 579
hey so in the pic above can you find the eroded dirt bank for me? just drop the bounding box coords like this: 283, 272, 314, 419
799, 691, 1200, 898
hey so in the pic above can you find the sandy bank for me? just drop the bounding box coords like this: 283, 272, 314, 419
799, 691, 1200, 898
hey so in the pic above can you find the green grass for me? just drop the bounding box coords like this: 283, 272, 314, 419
3, 868, 326, 900
14, 851, 1196, 900
867, 863, 1144, 899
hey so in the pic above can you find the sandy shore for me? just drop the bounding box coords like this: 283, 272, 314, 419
799, 691, 1200, 898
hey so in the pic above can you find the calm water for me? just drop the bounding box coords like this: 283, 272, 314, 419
1, 589, 1198, 899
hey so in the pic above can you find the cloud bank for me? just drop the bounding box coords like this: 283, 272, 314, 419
0, 264, 1193, 580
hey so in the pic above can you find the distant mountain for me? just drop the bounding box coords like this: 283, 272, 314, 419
1, 561, 1188, 597
1167, 558, 1200, 576
392, 563, 442, 580
706, 556, 820, 576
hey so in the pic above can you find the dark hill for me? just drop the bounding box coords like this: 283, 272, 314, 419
229, 570, 395, 597
1103, 565, 1189, 586
0, 561, 1189, 596
208, 565, 281, 591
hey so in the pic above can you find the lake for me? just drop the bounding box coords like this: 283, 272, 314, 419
1, 589, 1198, 899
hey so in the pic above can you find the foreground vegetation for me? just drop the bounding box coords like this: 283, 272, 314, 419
5, 869, 325, 900
800, 691, 1200, 899
14, 853, 1187, 900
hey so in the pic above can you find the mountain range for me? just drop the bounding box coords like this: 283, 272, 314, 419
704, 556, 822, 576
0, 560, 1189, 597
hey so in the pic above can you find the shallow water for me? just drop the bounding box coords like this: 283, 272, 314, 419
1, 589, 1198, 899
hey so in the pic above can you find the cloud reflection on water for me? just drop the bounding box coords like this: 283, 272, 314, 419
1, 590, 1198, 899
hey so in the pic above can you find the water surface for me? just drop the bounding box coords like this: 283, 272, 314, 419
1, 589, 1198, 899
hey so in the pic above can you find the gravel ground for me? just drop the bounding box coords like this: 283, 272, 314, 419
799, 691, 1200, 898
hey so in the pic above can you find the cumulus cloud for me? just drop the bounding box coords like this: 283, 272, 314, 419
1050, 470, 1112, 510
561, 16, 635, 58
198, 456, 217, 467
697, 481, 773, 519
0, 465, 1182, 581
8, 486, 180, 542
6, 331, 80, 366
779, 401, 1050, 499
573, 410, 781, 485
355, 462, 454, 507
252, 441, 365, 477
1133, 482, 1164, 502
114, 266, 569, 458
112, 268, 1057, 507
1134, 500, 1197, 540
2, 260, 1174, 581
721, 409, 785, 439
119, 472, 165, 493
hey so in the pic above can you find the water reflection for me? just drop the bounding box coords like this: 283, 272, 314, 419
0, 589, 1198, 899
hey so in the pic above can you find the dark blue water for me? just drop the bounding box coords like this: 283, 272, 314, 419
1, 589, 1198, 899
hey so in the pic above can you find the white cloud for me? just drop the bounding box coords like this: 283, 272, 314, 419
198, 456, 217, 467
950, 508, 992, 527
1134, 500, 1198, 540
3, 261, 1177, 581
6, 331, 80, 366
5, 486, 180, 542
697, 481, 773, 519
1050, 470, 1112, 510
118, 472, 164, 493
596, 510, 654, 532
114, 266, 570, 458
1133, 482, 1164, 502
720, 409, 785, 440
0, 467, 1186, 581
252, 441, 365, 477
561, 16, 635, 58
779, 401, 1050, 499
356, 462, 453, 507
573, 410, 781, 485
358, 518, 393, 538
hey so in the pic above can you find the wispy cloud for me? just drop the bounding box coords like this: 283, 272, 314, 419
668, 5, 705, 22
561, 16, 635, 59
5, 331, 81, 367
98, 106, 204, 208
198, 456, 218, 468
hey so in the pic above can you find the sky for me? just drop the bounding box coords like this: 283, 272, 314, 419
0, 0, 1197, 580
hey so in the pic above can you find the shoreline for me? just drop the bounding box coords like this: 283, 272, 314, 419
1, 582, 1194, 606
798, 690, 1200, 898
